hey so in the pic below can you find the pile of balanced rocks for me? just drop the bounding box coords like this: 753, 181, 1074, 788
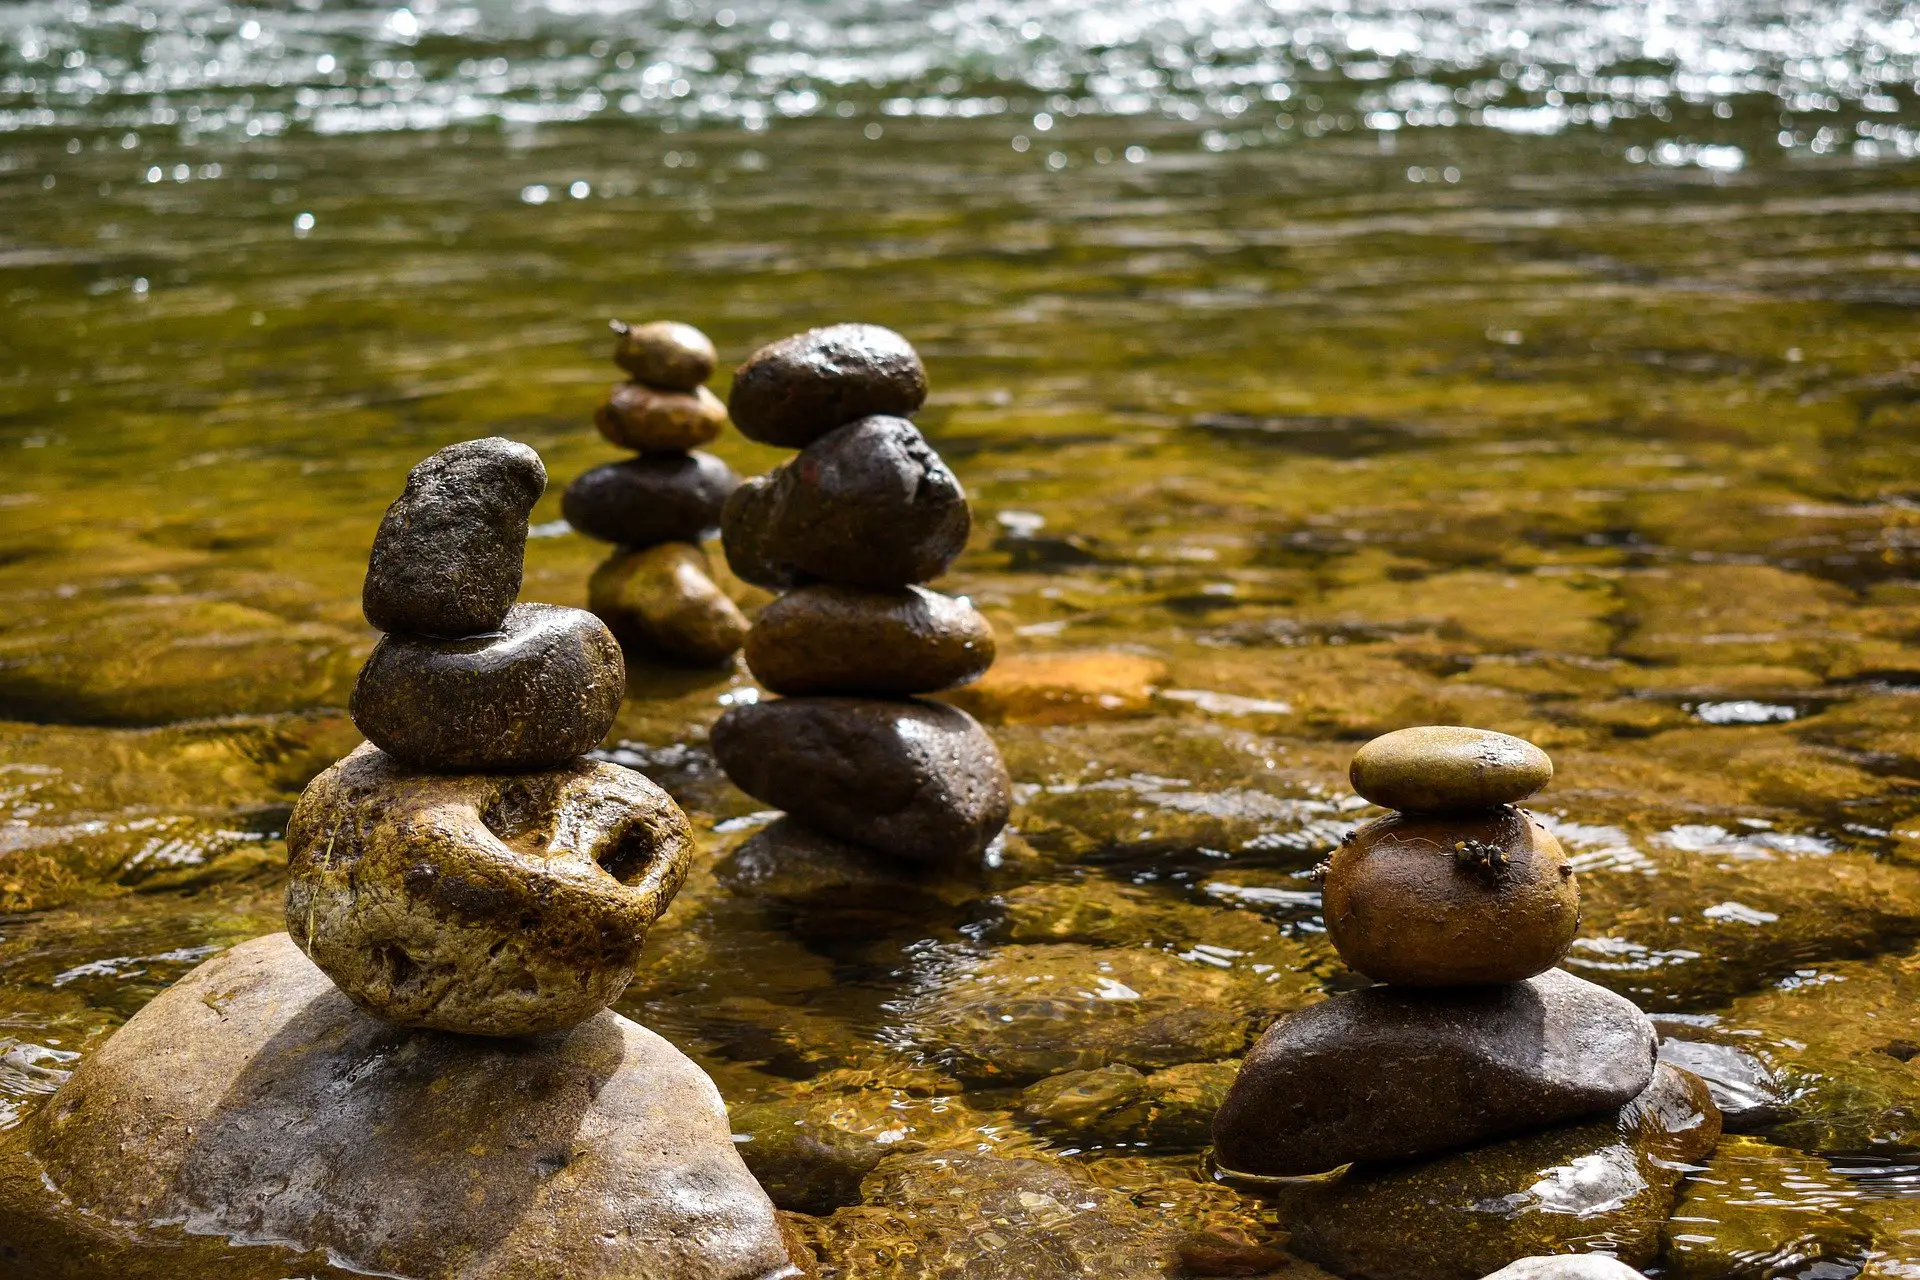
0, 439, 792, 1280
1213, 726, 1674, 1178
710, 324, 1011, 865
567, 319, 750, 665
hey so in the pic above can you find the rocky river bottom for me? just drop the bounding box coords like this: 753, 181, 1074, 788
5, 70, 1920, 1276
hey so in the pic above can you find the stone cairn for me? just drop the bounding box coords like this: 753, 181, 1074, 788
1211, 725, 1668, 1176
289, 437, 697, 1035
566, 319, 750, 665
710, 324, 1012, 864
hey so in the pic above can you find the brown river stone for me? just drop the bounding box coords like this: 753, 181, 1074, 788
589, 541, 750, 665
612, 318, 718, 390
0, 933, 795, 1280
286, 743, 693, 1035
1323, 805, 1579, 986
595, 380, 729, 451
727, 323, 927, 448
745, 583, 994, 695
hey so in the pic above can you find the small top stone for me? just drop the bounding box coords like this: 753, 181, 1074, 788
611, 319, 717, 391
362, 437, 546, 639
727, 323, 928, 448
1349, 724, 1553, 813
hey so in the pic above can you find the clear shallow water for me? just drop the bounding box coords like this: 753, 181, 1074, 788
7, 1, 1920, 1277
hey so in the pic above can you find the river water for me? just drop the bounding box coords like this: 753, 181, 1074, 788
5, 1, 1920, 1276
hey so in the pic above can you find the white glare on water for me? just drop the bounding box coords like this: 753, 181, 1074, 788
0, 0, 1916, 146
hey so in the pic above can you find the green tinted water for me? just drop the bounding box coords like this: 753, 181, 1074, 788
7, 4, 1920, 1272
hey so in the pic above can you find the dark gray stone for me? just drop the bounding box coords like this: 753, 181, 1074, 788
351, 603, 623, 771
1657, 1037, 1790, 1131
1212, 967, 1657, 1176
727, 323, 927, 449
562, 451, 739, 547
720, 416, 969, 589
710, 697, 1009, 862
362, 437, 546, 638
0, 934, 793, 1280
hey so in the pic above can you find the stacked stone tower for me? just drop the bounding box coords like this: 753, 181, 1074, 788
1212, 726, 1667, 1175
288, 438, 696, 1036
710, 324, 1010, 864
567, 320, 750, 665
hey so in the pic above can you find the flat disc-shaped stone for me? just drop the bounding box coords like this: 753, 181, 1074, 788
1349, 724, 1553, 813
745, 584, 994, 696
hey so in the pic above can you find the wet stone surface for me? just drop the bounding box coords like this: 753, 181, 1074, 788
587, 542, 749, 667
594, 381, 730, 452
612, 320, 718, 392
745, 584, 994, 697
726, 323, 928, 450
561, 451, 739, 548
721, 416, 970, 589
361, 437, 546, 639
350, 602, 624, 771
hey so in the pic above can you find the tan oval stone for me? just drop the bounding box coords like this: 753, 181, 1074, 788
1349, 724, 1553, 813
589, 542, 749, 666
285, 743, 694, 1036
595, 381, 728, 451
746, 584, 994, 696
941, 650, 1166, 725
613, 319, 717, 390
1324, 807, 1579, 986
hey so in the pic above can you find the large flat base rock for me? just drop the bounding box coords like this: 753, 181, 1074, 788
0, 933, 794, 1280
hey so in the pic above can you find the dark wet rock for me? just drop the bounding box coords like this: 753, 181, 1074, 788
0, 595, 362, 725
0, 934, 791, 1280
746, 584, 994, 696
1324, 807, 1578, 986
1213, 967, 1657, 1177
727, 323, 928, 449
351, 603, 623, 771
612, 319, 718, 390
361, 437, 545, 638
286, 743, 693, 1035
1661, 1135, 1872, 1280
904, 941, 1311, 1084
801, 1148, 1181, 1278
720, 417, 969, 589
588, 542, 749, 666
710, 697, 1010, 862
1274, 1064, 1720, 1280
1018, 1060, 1239, 1149
562, 451, 739, 547
1348, 724, 1553, 813
1480, 1258, 1649, 1279
595, 381, 729, 451
1656, 1038, 1790, 1131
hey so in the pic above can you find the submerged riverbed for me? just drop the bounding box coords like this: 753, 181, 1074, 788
6, 0, 1920, 1275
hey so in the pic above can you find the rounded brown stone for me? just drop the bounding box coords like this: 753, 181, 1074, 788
594, 381, 728, 451
727, 323, 927, 448
588, 542, 749, 666
611, 319, 717, 390
710, 696, 1010, 862
285, 743, 695, 1036
1323, 806, 1579, 986
350, 602, 624, 771
1350, 725, 1553, 813
746, 585, 994, 696
362, 437, 546, 638
562, 451, 739, 547
719, 416, 969, 588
